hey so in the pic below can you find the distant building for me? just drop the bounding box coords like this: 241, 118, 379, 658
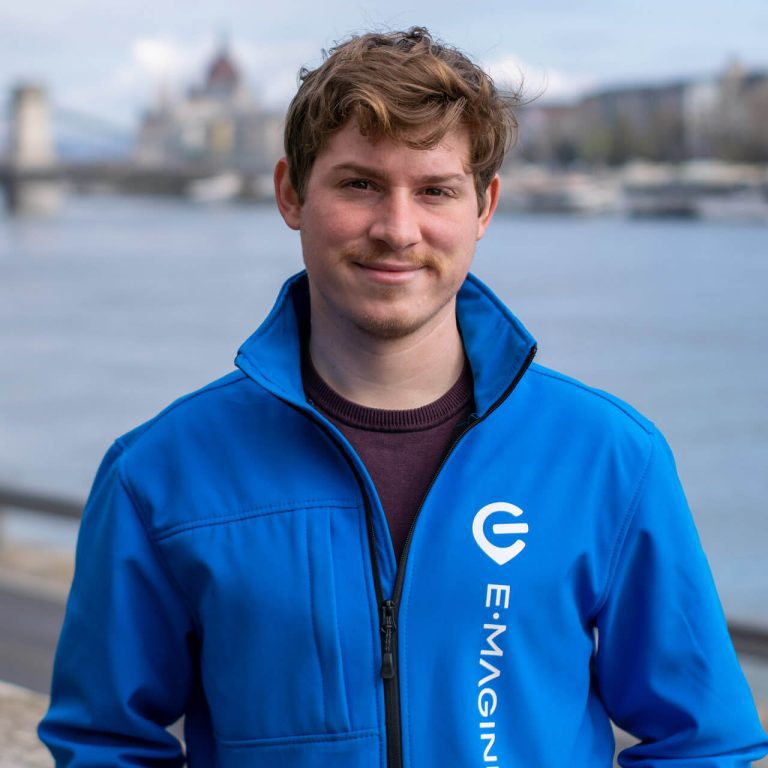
684, 78, 721, 159
685, 61, 768, 162
576, 80, 687, 164
513, 61, 768, 167
136, 40, 283, 173
513, 103, 580, 167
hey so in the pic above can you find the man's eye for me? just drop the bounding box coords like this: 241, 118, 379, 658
345, 179, 373, 191
423, 187, 449, 197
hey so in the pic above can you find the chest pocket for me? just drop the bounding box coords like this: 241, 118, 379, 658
158, 501, 378, 743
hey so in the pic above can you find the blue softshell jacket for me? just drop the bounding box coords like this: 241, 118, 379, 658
40, 272, 768, 767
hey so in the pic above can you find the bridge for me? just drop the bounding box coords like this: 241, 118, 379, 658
0, 84, 268, 213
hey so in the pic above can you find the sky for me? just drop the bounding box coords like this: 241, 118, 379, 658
1, 0, 768, 135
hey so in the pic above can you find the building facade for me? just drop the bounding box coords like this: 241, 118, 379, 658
136, 42, 283, 174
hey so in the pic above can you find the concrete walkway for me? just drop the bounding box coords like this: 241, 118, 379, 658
0, 681, 51, 768
0, 539, 68, 766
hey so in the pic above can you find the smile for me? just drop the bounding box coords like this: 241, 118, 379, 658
354, 261, 426, 284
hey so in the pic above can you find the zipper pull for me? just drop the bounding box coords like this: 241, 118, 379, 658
380, 600, 397, 679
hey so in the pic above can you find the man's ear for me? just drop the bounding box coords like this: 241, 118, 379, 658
274, 158, 301, 230
476, 175, 501, 241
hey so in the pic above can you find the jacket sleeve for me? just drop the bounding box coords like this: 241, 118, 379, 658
38, 441, 197, 766
594, 427, 768, 767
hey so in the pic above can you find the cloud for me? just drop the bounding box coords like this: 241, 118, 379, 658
37, 37, 210, 131
112, 37, 211, 107
485, 55, 598, 104
130, 38, 198, 81
99, 35, 316, 121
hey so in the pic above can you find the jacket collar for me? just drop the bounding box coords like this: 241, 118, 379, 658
235, 271, 536, 417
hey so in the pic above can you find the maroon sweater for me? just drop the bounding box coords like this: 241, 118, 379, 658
303, 357, 474, 563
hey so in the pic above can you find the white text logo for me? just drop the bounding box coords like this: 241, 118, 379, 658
477, 583, 511, 763
472, 502, 528, 565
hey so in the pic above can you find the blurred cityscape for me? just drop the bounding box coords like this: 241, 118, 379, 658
1, 38, 768, 218
2, 34, 768, 765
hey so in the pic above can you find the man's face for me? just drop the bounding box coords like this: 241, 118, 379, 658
276, 120, 498, 341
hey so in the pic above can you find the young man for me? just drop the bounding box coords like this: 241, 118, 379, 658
40, 27, 766, 767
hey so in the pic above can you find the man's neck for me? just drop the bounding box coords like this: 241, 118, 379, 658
308, 305, 465, 410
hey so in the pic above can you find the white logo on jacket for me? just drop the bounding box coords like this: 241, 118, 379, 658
472, 502, 528, 564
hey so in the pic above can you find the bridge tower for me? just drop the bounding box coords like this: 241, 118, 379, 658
4, 83, 62, 214
10, 84, 57, 167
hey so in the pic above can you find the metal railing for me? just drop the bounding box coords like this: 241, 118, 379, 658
730, 623, 768, 661
0, 486, 82, 519
2, 484, 767, 660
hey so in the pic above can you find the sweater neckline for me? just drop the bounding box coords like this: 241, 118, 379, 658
303, 354, 473, 433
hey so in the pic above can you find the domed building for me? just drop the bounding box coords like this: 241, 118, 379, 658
136, 38, 282, 178
204, 44, 242, 100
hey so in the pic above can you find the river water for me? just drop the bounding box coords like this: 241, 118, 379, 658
1, 196, 766, 625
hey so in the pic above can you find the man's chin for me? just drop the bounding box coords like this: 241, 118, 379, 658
350, 299, 455, 341
351, 312, 426, 341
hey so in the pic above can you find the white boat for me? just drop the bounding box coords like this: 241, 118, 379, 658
187, 172, 243, 203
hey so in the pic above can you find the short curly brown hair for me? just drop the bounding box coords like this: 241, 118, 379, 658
283, 27, 519, 211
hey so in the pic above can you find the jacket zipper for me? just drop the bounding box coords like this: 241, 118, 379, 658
377, 344, 537, 768
304, 343, 536, 768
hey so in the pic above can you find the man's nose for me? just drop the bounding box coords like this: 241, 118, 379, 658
368, 191, 422, 251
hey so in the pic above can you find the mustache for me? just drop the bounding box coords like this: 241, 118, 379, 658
341, 248, 439, 269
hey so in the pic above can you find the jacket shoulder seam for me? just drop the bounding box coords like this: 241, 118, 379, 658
115, 371, 248, 450
528, 366, 653, 433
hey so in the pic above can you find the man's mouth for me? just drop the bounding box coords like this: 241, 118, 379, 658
356, 261, 424, 272
353, 260, 426, 284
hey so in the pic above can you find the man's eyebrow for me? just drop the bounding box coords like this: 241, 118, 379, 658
329, 162, 469, 185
